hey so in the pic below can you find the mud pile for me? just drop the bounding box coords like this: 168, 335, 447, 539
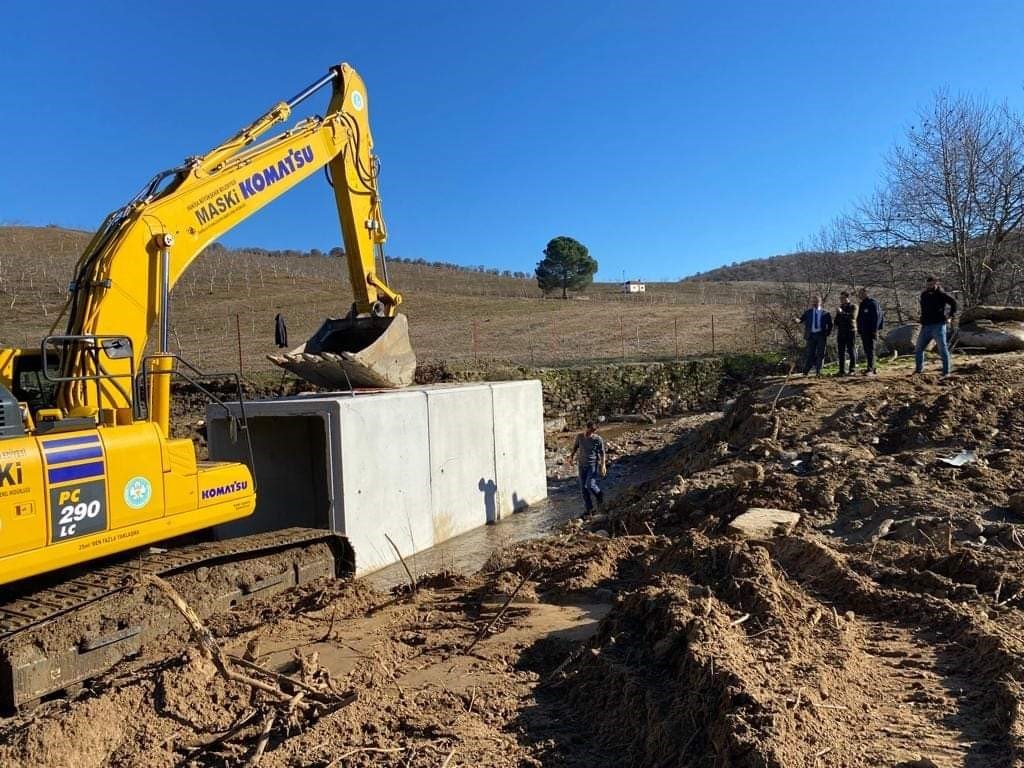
610, 357, 1024, 551
549, 533, 1022, 766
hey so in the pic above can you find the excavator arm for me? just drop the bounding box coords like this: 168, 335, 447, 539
3, 64, 415, 428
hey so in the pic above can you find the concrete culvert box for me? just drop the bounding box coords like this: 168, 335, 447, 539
207, 380, 547, 576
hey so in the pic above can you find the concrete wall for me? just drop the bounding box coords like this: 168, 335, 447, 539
336, 391, 432, 574
426, 385, 496, 537
491, 381, 547, 517
208, 380, 546, 576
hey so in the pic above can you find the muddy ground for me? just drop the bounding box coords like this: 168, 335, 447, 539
3, 354, 1024, 767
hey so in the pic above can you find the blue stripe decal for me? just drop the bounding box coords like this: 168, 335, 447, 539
42, 435, 101, 451
45, 446, 104, 465
47, 461, 105, 485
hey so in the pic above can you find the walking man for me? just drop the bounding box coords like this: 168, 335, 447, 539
835, 292, 857, 376
914, 276, 957, 376
796, 295, 833, 376
856, 287, 884, 375
570, 421, 606, 516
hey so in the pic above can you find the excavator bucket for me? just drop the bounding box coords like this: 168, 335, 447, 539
268, 313, 416, 389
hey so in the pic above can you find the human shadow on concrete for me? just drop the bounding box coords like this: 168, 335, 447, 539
479, 477, 498, 523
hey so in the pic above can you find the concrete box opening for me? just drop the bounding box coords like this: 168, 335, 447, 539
209, 414, 332, 539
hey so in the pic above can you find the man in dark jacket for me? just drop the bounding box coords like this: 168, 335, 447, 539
856, 287, 884, 375
570, 421, 607, 516
834, 292, 857, 376
915, 276, 957, 376
795, 295, 833, 376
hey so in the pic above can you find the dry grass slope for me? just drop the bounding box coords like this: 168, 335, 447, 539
0, 226, 765, 375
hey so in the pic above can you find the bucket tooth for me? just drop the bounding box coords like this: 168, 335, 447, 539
269, 312, 416, 389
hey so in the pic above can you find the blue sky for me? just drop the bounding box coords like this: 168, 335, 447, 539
2, 1, 1022, 280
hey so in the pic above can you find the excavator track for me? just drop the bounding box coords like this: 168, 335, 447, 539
0, 528, 353, 711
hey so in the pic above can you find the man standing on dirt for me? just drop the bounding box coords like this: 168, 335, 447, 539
856, 287, 884, 375
795, 295, 833, 376
915, 276, 958, 377
835, 292, 857, 376
570, 421, 606, 517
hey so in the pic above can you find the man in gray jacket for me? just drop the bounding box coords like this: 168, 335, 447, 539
570, 421, 606, 516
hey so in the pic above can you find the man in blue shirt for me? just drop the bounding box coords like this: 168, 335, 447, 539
795, 295, 833, 376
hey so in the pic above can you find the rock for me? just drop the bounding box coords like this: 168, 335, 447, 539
1009, 492, 1024, 516
956, 321, 1024, 352
898, 472, 920, 487
778, 450, 799, 462
872, 518, 895, 540
885, 324, 929, 355
733, 463, 766, 484
960, 305, 1024, 323
813, 441, 874, 465
543, 416, 567, 433
965, 517, 985, 537
727, 508, 801, 538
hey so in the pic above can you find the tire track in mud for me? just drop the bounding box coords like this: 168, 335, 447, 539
771, 537, 1021, 767
847, 619, 978, 766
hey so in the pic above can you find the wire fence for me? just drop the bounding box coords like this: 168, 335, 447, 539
0, 239, 785, 378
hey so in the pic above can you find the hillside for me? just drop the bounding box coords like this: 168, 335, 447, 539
683, 246, 945, 292
0, 226, 762, 375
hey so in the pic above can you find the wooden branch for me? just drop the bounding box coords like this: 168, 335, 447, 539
246, 711, 276, 767
464, 569, 536, 655
385, 533, 417, 593
227, 654, 336, 703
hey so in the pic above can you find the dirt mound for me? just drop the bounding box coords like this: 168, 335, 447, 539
548, 532, 1024, 766
7, 352, 1024, 766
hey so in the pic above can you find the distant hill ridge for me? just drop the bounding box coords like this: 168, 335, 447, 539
682, 247, 945, 293
0, 224, 533, 280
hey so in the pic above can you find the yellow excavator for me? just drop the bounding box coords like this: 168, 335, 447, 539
0, 62, 415, 588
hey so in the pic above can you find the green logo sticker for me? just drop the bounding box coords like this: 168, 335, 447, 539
124, 476, 152, 510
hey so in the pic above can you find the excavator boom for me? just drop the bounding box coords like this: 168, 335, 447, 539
10, 63, 414, 424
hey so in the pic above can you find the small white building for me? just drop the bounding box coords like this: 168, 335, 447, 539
622, 280, 646, 294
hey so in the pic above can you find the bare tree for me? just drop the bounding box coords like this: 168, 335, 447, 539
882, 92, 1024, 308
853, 188, 910, 322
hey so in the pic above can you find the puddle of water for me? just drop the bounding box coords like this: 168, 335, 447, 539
363, 483, 582, 591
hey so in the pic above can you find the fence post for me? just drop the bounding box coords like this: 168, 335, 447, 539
619, 316, 626, 361
711, 314, 716, 354
235, 313, 244, 376
674, 317, 679, 358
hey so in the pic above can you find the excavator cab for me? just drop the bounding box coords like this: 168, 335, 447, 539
270, 312, 415, 389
